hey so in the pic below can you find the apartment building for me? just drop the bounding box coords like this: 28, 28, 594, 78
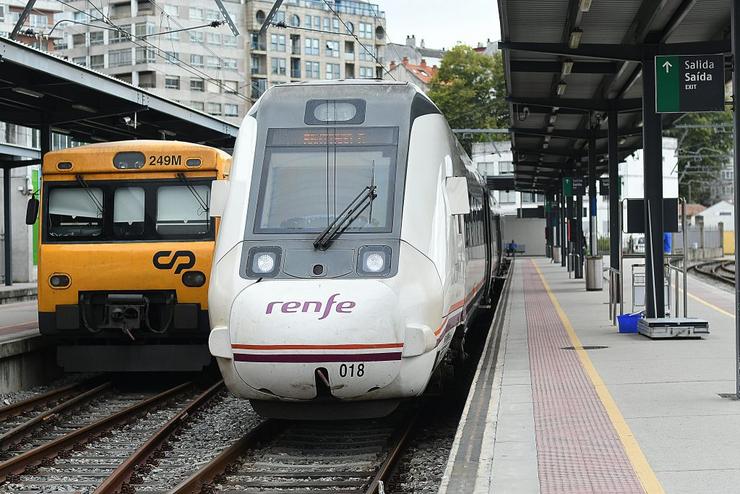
57, 0, 248, 123
246, 0, 386, 100
0, 0, 63, 50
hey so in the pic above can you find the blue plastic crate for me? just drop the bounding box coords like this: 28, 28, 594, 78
617, 313, 642, 333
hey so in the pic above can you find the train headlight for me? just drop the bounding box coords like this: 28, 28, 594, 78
246, 247, 282, 278
49, 273, 71, 289
182, 270, 207, 287
358, 246, 392, 277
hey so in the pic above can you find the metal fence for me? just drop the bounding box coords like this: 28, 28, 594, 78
671, 226, 723, 252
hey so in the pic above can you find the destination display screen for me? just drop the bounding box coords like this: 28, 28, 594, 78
267, 127, 398, 147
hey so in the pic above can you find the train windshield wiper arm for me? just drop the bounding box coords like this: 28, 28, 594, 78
313, 185, 377, 251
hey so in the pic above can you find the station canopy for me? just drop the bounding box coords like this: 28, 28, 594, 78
497, 0, 732, 193
0, 37, 238, 149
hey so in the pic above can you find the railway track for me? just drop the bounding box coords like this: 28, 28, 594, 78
691, 260, 736, 285
170, 409, 418, 494
0, 379, 225, 493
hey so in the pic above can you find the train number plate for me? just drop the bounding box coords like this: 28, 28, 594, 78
148, 155, 182, 166
339, 363, 365, 378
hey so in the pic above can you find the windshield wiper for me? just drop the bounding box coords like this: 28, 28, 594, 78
313, 185, 377, 251
177, 172, 210, 216
75, 175, 104, 216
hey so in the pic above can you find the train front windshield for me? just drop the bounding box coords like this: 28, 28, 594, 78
44, 180, 213, 242
255, 127, 398, 234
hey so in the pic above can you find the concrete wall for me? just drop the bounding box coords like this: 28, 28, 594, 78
0, 167, 35, 283
501, 217, 546, 256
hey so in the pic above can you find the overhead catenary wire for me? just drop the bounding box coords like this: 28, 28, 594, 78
320, 0, 395, 81
61, 0, 252, 104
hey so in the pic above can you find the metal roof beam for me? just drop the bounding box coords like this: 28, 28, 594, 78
499, 40, 731, 61
512, 147, 585, 158
510, 127, 642, 140
507, 96, 642, 112
510, 60, 619, 74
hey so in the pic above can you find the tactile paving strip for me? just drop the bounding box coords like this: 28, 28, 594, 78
523, 261, 645, 494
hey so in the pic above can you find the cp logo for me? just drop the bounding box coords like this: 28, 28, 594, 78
153, 250, 196, 274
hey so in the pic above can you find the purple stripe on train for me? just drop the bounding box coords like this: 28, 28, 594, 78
234, 352, 403, 363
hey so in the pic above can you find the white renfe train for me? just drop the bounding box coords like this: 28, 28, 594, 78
207, 81, 503, 419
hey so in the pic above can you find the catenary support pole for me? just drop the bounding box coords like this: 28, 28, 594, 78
608, 109, 621, 303
3, 166, 10, 286
575, 192, 584, 279
731, 0, 740, 398
641, 56, 665, 318
588, 135, 598, 256
560, 184, 567, 267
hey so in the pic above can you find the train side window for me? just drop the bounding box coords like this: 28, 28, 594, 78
113, 187, 145, 239
156, 185, 211, 237
47, 187, 104, 239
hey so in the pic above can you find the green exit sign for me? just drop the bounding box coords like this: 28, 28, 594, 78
655, 54, 725, 113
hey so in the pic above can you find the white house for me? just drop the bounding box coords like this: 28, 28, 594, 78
694, 200, 734, 231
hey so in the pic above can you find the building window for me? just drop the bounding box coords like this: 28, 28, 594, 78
326, 63, 340, 80
0, 6, 5, 22
274, 10, 285, 24
332, 18, 340, 33
359, 44, 376, 61
164, 4, 178, 16
109, 25, 131, 44
223, 34, 237, 47
190, 100, 205, 111
207, 32, 221, 45
359, 66, 374, 79
223, 58, 237, 70
190, 54, 204, 67
109, 48, 132, 67
190, 31, 204, 43
271, 58, 287, 76
29, 13, 48, 29
190, 78, 205, 91
135, 47, 156, 64
305, 61, 320, 79
270, 34, 286, 52
164, 51, 180, 64
313, 15, 320, 30
325, 40, 340, 58
206, 56, 221, 69
290, 14, 300, 27
89, 31, 104, 45
189, 7, 204, 20
72, 33, 86, 47
359, 22, 372, 39
72, 56, 87, 67
252, 79, 267, 99
135, 22, 155, 38
499, 161, 514, 174
305, 38, 319, 56
224, 103, 239, 117
223, 80, 238, 93
323, 17, 330, 32
165, 75, 180, 89
206, 9, 220, 21
346, 21, 354, 34
207, 102, 222, 116
90, 54, 104, 69
499, 190, 516, 204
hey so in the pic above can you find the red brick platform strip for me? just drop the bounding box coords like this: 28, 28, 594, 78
523, 261, 645, 494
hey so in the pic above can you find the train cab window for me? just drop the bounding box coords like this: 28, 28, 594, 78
256, 127, 397, 233
47, 187, 104, 239
113, 187, 145, 238
156, 185, 211, 236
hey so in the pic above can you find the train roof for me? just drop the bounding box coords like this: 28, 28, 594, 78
43, 140, 230, 175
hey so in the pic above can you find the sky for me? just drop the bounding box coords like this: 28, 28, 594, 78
374, 0, 501, 51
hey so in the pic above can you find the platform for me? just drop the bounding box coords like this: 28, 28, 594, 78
440, 257, 740, 494
0, 300, 39, 342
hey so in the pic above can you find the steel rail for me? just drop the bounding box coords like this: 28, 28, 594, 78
94, 380, 225, 494
0, 381, 191, 482
0, 378, 101, 422
364, 411, 419, 494
168, 419, 284, 494
0, 382, 112, 448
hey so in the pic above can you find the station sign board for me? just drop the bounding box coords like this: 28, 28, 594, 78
655, 54, 725, 113
572, 177, 585, 195
599, 176, 609, 196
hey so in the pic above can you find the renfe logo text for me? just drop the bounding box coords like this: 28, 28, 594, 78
265, 293, 356, 320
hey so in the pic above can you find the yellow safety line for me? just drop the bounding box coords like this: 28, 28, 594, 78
686, 291, 734, 319
532, 260, 664, 494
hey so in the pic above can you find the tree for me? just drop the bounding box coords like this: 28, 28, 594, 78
428, 46, 509, 152
665, 111, 733, 206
